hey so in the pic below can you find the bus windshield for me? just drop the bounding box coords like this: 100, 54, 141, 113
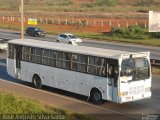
121, 58, 150, 81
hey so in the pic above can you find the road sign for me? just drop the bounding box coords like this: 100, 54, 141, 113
28, 18, 37, 25
149, 11, 160, 32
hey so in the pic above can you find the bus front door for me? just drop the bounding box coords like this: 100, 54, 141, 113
107, 60, 118, 102
15, 45, 22, 79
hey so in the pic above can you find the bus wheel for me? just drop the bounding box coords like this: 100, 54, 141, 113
56, 40, 60, 43
69, 42, 72, 45
32, 75, 42, 89
90, 89, 103, 104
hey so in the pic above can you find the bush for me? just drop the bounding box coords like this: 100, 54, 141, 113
135, 0, 153, 6
111, 27, 126, 35
111, 25, 147, 39
97, 0, 117, 7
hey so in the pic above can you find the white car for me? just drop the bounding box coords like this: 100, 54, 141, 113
56, 33, 83, 45
0, 39, 7, 51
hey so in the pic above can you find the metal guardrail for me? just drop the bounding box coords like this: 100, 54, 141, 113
151, 59, 160, 67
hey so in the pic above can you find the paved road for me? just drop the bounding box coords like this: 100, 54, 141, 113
0, 29, 159, 60
0, 30, 160, 119
0, 51, 160, 120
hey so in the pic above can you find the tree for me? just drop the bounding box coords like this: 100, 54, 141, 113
97, 0, 117, 7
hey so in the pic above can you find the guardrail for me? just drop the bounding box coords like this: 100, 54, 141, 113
151, 59, 160, 67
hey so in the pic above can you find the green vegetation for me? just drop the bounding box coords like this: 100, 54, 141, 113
97, 0, 117, 6
111, 25, 147, 39
152, 67, 160, 75
0, 0, 159, 16
77, 25, 160, 47
83, 0, 117, 8
0, 23, 160, 47
0, 90, 94, 120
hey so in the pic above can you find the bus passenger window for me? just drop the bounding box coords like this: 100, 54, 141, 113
56, 51, 63, 68
30, 48, 35, 63
71, 54, 78, 71
42, 49, 49, 65
77, 54, 87, 72
35, 48, 42, 64
63, 52, 71, 69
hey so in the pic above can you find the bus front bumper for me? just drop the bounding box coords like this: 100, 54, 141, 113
118, 92, 152, 103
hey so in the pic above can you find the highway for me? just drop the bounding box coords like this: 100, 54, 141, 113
0, 30, 160, 120
0, 29, 159, 60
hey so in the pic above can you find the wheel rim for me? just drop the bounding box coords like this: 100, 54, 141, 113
34, 77, 40, 87
94, 92, 101, 101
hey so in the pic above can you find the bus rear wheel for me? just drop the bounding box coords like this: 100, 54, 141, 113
32, 75, 42, 89
90, 89, 103, 104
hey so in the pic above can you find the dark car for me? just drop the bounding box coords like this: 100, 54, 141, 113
25, 26, 45, 37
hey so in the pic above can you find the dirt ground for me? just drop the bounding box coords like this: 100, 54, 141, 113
0, 16, 148, 33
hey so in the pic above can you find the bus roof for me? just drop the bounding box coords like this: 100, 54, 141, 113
9, 39, 131, 59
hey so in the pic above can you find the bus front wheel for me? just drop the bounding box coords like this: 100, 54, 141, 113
32, 75, 42, 89
90, 89, 103, 104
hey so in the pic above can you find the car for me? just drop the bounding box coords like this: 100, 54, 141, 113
0, 39, 7, 51
56, 33, 83, 45
25, 26, 45, 37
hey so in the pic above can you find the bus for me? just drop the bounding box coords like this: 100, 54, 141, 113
7, 39, 152, 104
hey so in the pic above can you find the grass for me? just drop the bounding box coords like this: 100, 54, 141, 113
0, 0, 159, 18
152, 67, 160, 75
77, 32, 160, 47
0, 90, 94, 120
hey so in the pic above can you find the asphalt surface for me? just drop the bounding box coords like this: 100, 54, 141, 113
0, 51, 160, 120
0, 30, 160, 120
0, 29, 159, 60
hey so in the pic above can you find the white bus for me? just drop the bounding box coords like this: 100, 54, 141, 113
7, 39, 152, 104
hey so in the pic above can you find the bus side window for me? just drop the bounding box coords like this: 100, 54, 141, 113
8, 44, 15, 59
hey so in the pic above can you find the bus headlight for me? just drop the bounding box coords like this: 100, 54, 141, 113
145, 87, 151, 93
73, 40, 76, 44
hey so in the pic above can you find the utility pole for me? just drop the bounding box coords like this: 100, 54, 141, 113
21, 0, 24, 39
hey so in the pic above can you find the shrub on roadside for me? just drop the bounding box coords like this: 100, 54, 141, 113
111, 25, 147, 39
97, 0, 117, 7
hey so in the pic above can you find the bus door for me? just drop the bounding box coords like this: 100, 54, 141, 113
107, 59, 118, 102
15, 45, 22, 79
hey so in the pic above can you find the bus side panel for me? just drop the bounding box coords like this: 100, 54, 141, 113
21, 62, 35, 83
20, 62, 108, 100
7, 59, 15, 78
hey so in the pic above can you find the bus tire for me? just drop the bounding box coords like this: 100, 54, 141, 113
32, 74, 42, 89
56, 40, 60, 43
90, 89, 103, 104
69, 42, 72, 45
